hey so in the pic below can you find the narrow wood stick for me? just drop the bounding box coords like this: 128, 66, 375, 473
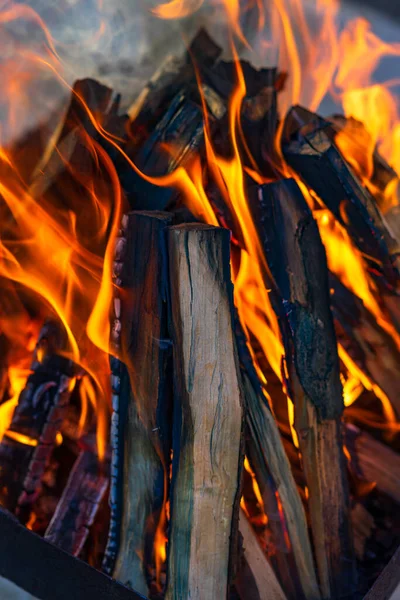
254, 179, 356, 599
44, 448, 108, 556
346, 424, 400, 504
242, 373, 320, 600
363, 543, 400, 600
236, 508, 287, 600
166, 224, 244, 600
105, 212, 173, 595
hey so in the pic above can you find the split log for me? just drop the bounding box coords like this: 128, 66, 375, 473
128, 28, 221, 125
235, 316, 319, 600
253, 178, 356, 599
0, 320, 75, 521
242, 373, 320, 600
282, 106, 400, 302
236, 508, 287, 600
166, 224, 244, 600
346, 424, 400, 504
329, 274, 400, 417
0, 506, 147, 600
121, 91, 206, 212
44, 447, 109, 556
103, 212, 172, 597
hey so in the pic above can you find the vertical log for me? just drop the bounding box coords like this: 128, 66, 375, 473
254, 179, 356, 599
106, 212, 172, 596
166, 224, 244, 600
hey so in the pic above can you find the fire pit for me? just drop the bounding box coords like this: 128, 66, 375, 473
0, 1, 399, 599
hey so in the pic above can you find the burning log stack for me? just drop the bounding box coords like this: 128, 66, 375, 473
1, 25, 400, 600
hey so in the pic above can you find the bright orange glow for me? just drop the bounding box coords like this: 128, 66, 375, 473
243, 457, 268, 526
3, 430, 38, 447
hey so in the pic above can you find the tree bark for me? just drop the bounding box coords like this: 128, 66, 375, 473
104, 212, 173, 596
253, 179, 356, 599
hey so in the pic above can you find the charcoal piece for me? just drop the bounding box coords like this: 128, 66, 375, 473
282, 106, 400, 293
44, 448, 109, 557
0, 321, 75, 521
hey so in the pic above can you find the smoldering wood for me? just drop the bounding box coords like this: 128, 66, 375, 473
236, 508, 287, 600
330, 274, 400, 417
128, 28, 222, 126
108, 212, 173, 596
0, 320, 75, 521
282, 106, 400, 294
253, 178, 356, 599
346, 424, 400, 505
44, 448, 109, 557
120, 91, 206, 212
0, 507, 147, 600
166, 224, 244, 600
363, 543, 400, 600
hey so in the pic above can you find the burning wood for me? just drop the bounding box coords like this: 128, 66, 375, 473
106, 211, 173, 596
0, 321, 76, 522
0, 0, 400, 597
44, 443, 108, 556
253, 179, 357, 598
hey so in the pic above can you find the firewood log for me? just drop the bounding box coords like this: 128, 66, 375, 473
103, 212, 172, 596
242, 373, 320, 600
351, 503, 375, 561
236, 508, 287, 600
330, 274, 400, 417
0, 321, 75, 522
166, 224, 244, 600
253, 179, 357, 599
44, 446, 108, 556
346, 424, 400, 504
282, 106, 400, 330
234, 319, 319, 599
128, 28, 221, 124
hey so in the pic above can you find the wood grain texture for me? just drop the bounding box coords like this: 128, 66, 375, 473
346, 424, 400, 504
44, 449, 108, 556
254, 179, 356, 600
111, 212, 173, 595
166, 224, 244, 600
236, 508, 287, 600
242, 374, 320, 600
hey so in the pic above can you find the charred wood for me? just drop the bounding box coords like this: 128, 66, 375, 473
329, 274, 400, 417
346, 424, 400, 505
253, 178, 357, 599
0, 320, 75, 521
282, 106, 400, 298
363, 543, 400, 600
166, 224, 244, 600
103, 212, 172, 597
44, 446, 108, 557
